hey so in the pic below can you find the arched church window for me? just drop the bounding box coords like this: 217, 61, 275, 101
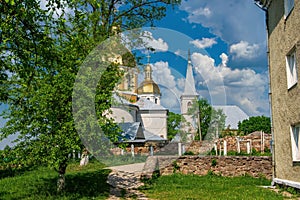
187, 101, 192, 108
155, 98, 158, 104
146, 71, 151, 79
126, 73, 131, 89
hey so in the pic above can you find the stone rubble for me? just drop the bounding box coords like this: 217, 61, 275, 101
106, 169, 149, 200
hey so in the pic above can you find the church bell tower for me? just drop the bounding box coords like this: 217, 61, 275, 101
180, 50, 199, 132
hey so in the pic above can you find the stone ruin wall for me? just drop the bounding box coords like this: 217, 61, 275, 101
111, 132, 272, 156
145, 156, 272, 180
187, 132, 272, 155
217, 132, 272, 153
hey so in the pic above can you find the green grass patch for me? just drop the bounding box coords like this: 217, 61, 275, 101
0, 160, 111, 200
99, 154, 147, 167
140, 173, 285, 200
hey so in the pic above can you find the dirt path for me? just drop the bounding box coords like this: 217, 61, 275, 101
106, 163, 150, 200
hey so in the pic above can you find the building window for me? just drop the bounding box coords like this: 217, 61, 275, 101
291, 124, 300, 162
284, 0, 294, 18
286, 48, 298, 89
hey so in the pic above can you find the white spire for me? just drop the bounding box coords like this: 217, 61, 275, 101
183, 50, 198, 96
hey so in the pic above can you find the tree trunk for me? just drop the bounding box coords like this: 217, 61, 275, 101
57, 163, 67, 192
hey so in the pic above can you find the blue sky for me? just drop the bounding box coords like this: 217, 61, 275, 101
0, 0, 268, 149
134, 0, 269, 117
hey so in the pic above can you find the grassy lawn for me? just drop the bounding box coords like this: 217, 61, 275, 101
140, 173, 289, 200
99, 154, 147, 167
0, 161, 111, 200
1, 158, 299, 200
0, 154, 147, 200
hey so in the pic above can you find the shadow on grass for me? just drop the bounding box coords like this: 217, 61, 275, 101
36, 169, 111, 199
0, 165, 39, 179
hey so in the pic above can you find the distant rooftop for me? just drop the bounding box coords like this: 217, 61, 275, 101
134, 98, 168, 111
213, 105, 249, 130
118, 122, 166, 143
112, 92, 132, 105
119, 122, 144, 141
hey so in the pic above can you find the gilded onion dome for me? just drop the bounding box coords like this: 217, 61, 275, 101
136, 64, 161, 95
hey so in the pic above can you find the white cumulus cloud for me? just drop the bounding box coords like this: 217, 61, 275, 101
190, 38, 217, 49
152, 61, 176, 89
220, 53, 228, 66
179, 0, 265, 45
191, 52, 269, 116
142, 31, 169, 52
175, 49, 185, 57
229, 41, 260, 59
189, 7, 212, 18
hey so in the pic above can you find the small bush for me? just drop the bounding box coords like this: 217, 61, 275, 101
211, 159, 217, 167
207, 170, 216, 176
172, 161, 180, 173
152, 170, 161, 179
183, 151, 195, 155
280, 185, 300, 196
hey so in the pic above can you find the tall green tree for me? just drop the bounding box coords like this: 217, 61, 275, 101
167, 112, 183, 140
238, 116, 271, 135
188, 98, 226, 140
0, 0, 181, 191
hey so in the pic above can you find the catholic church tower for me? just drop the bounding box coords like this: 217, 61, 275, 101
180, 50, 199, 132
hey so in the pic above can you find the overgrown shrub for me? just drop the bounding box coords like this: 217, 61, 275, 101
211, 159, 217, 167
172, 161, 180, 173
183, 151, 195, 155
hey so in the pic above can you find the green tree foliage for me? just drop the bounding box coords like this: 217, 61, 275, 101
209, 108, 226, 137
0, 0, 181, 191
188, 98, 226, 140
238, 116, 271, 135
167, 112, 183, 140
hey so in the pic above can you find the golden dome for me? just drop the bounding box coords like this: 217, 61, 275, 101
136, 61, 160, 95
145, 64, 152, 72
136, 80, 161, 95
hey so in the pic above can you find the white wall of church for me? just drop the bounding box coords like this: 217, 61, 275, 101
139, 95, 161, 105
137, 111, 168, 139
108, 107, 136, 123
180, 95, 198, 135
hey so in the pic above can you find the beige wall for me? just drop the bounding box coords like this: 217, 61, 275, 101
267, 0, 300, 183
138, 110, 168, 139
109, 107, 137, 123
180, 95, 198, 134
141, 156, 272, 180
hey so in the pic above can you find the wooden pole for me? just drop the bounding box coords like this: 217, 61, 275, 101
197, 104, 202, 141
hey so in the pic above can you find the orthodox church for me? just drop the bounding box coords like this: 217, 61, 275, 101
108, 56, 168, 149
108, 51, 199, 147
108, 50, 248, 150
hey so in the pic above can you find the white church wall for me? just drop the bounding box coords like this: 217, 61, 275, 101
139, 95, 161, 105
108, 107, 136, 123
138, 111, 168, 139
